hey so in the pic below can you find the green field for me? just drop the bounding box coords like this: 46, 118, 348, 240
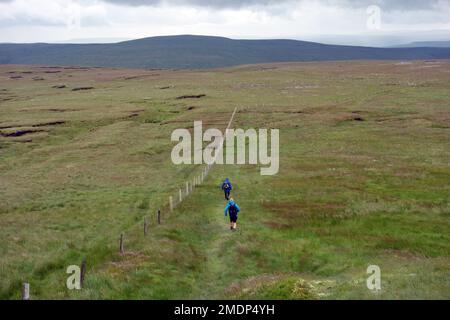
0, 60, 449, 299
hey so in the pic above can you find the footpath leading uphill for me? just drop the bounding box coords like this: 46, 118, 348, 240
184, 167, 247, 299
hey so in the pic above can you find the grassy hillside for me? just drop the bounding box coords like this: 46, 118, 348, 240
0, 60, 449, 299
2, 35, 450, 69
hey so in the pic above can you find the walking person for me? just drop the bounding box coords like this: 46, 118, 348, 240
221, 178, 233, 200
224, 198, 240, 231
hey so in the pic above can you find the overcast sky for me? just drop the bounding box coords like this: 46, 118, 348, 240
0, 0, 449, 46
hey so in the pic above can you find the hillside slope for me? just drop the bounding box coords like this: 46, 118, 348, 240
2, 35, 450, 69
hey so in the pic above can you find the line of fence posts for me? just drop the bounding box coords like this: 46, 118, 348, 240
48, 109, 235, 300
21, 110, 236, 298
163, 162, 211, 221
118, 162, 215, 288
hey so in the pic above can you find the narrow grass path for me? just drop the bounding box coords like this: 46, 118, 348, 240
187, 188, 237, 299
186, 107, 241, 299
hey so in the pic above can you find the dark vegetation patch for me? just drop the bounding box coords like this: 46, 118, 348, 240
336, 112, 366, 123
52, 85, 67, 89
19, 108, 76, 113
0, 129, 46, 137
32, 121, 66, 127
9, 76, 22, 79
124, 113, 140, 119
44, 70, 62, 74
32, 77, 45, 81
0, 124, 17, 129
0, 121, 67, 130
124, 75, 143, 80
176, 94, 206, 100
62, 67, 91, 70
72, 87, 94, 91
144, 119, 162, 124
351, 113, 365, 121
159, 85, 173, 89
124, 74, 159, 80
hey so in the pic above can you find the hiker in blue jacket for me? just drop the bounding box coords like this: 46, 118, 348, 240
224, 198, 240, 231
221, 178, 233, 200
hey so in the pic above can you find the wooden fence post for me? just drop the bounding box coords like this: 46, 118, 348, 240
186, 182, 189, 195
144, 217, 148, 236
22, 283, 30, 300
179, 189, 183, 202
169, 196, 173, 212
158, 209, 161, 225
119, 233, 124, 254
80, 259, 87, 288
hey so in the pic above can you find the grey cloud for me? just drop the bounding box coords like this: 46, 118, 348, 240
331, 0, 446, 11
101, 0, 285, 9
0, 0, 446, 11
100, 0, 447, 11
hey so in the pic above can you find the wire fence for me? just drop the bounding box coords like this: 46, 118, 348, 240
19, 107, 238, 299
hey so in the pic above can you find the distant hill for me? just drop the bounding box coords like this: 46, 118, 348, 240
1, 35, 450, 69
394, 41, 450, 48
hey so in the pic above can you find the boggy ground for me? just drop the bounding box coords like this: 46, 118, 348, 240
0, 60, 449, 299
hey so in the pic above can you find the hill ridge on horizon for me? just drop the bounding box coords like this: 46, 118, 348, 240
1, 34, 450, 69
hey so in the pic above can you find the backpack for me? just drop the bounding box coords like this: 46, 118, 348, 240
229, 204, 238, 215
224, 183, 230, 190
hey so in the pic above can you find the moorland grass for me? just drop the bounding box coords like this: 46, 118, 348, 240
0, 61, 449, 299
